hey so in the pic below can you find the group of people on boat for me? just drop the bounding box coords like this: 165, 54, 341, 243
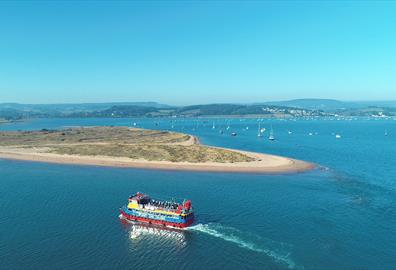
129, 192, 181, 212
148, 199, 180, 211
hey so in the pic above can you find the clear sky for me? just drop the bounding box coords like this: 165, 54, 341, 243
0, 1, 395, 105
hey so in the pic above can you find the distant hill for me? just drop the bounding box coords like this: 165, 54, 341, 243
262, 99, 348, 110
0, 102, 171, 120
351, 101, 396, 108
175, 104, 304, 116
176, 104, 271, 116
0, 102, 170, 112
261, 99, 396, 111
333, 106, 396, 117
1, 100, 396, 120
83, 105, 175, 118
74, 103, 323, 118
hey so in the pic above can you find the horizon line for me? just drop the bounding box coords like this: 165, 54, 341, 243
1, 98, 396, 107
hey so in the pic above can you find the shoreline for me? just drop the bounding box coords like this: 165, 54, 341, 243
0, 136, 315, 173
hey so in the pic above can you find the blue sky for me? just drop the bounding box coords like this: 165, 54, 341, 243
0, 1, 395, 105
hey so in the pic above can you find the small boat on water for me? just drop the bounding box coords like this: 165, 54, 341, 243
231, 132, 237, 136
269, 125, 275, 141
335, 134, 341, 139
119, 192, 194, 229
257, 123, 263, 137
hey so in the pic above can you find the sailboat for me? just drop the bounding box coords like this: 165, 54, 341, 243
257, 123, 263, 137
268, 125, 275, 141
226, 120, 231, 130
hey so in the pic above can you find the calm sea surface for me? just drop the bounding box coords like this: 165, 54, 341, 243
1, 118, 395, 269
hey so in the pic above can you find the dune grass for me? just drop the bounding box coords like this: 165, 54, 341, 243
49, 144, 253, 163
0, 126, 254, 163
0, 126, 189, 146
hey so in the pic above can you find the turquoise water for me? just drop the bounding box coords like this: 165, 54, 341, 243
1, 118, 395, 269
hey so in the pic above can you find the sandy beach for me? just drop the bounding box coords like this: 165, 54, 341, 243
0, 127, 314, 173
0, 143, 314, 174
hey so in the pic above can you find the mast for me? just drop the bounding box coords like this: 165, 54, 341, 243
257, 123, 262, 137
269, 124, 275, 140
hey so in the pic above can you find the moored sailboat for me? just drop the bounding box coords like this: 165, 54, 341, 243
269, 125, 275, 141
257, 123, 263, 137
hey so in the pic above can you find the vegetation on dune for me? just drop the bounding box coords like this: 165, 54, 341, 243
0, 126, 254, 163
49, 144, 253, 163
0, 126, 189, 146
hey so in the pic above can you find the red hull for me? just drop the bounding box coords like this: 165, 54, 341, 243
119, 210, 194, 229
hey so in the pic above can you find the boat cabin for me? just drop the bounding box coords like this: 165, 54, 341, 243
129, 192, 151, 205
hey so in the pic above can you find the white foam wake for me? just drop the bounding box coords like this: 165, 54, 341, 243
188, 223, 297, 269
129, 224, 186, 241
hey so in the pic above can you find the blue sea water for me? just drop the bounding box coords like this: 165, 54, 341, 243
0, 117, 395, 269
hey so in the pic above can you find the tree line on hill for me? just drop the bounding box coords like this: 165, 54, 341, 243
1, 99, 396, 120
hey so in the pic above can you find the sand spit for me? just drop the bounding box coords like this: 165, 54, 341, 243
0, 145, 314, 174
0, 127, 314, 173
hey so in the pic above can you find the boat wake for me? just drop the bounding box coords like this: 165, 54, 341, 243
127, 223, 187, 247
188, 223, 298, 269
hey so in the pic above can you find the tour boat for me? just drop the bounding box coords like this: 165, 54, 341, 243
119, 192, 194, 229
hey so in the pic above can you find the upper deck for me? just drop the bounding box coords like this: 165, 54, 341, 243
127, 192, 193, 217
